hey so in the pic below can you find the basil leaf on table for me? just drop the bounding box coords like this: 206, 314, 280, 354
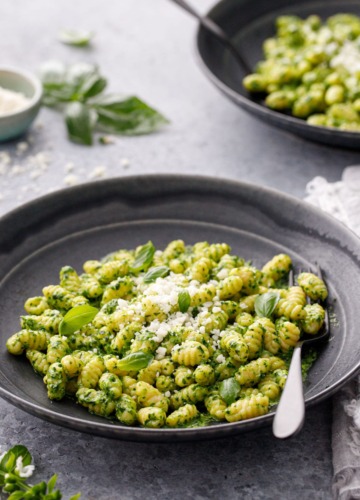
178, 290, 191, 313
116, 352, 153, 372
65, 102, 95, 145
254, 291, 280, 318
89, 94, 169, 135
130, 241, 156, 272
219, 378, 241, 405
58, 29, 94, 47
0, 445, 32, 473
59, 304, 99, 336
143, 266, 170, 283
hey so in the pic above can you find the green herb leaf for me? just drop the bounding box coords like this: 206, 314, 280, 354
254, 291, 280, 318
178, 290, 191, 313
8, 492, 26, 500
1, 445, 32, 473
58, 29, 94, 47
69, 494, 82, 500
219, 378, 241, 405
130, 241, 155, 272
89, 94, 169, 135
65, 102, 95, 145
143, 266, 170, 284
47, 474, 58, 493
117, 352, 153, 372
59, 304, 99, 336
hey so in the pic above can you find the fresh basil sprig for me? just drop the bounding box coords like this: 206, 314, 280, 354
219, 378, 241, 405
0, 444, 81, 499
58, 29, 94, 47
254, 291, 280, 318
178, 290, 191, 313
39, 61, 169, 145
143, 266, 170, 284
116, 352, 153, 372
130, 241, 155, 273
59, 304, 99, 336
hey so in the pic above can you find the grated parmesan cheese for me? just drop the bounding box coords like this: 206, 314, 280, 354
0, 86, 30, 116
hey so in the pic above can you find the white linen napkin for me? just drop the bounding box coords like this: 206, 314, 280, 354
304, 166, 360, 499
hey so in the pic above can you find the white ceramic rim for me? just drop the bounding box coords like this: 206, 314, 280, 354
0, 66, 43, 118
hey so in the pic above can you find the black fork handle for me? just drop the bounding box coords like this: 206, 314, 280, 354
168, 0, 251, 74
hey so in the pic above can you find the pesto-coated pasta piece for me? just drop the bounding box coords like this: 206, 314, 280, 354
217, 275, 243, 300
6, 329, 50, 355
205, 392, 227, 420
110, 322, 142, 353
115, 394, 138, 425
262, 319, 280, 355
76, 388, 115, 417
78, 355, 105, 388
220, 301, 240, 320
83, 259, 102, 275
229, 266, 260, 295
97, 260, 130, 284
138, 407, 167, 428
261, 253, 292, 282
193, 364, 215, 386
166, 404, 198, 427
196, 309, 229, 333
190, 283, 217, 307
121, 376, 138, 397
80, 273, 103, 299
235, 358, 272, 386
170, 383, 208, 410
156, 375, 176, 393
162, 240, 185, 261
297, 272, 328, 301
26, 349, 50, 376
101, 277, 134, 304
59, 265, 81, 293
61, 354, 83, 379
258, 374, 281, 401
135, 381, 169, 412
238, 294, 257, 314
47, 335, 71, 364
21, 309, 63, 334
159, 357, 176, 376
235, 312, 254, 328
137, 360, 162, 385
276, 319, 301, 352
174, 366, 194, 387
203, 243, 231, 262
99, 372, 123, 400
276, 286, 307, 320
214, 357, 239, 381
225, 394, 269, 422
186, 257, 213, 282
130, 330, 159, 354
171, 341, 210, 367
301, 303, 325, 334
243, 318, 267, 360
42, 285, 88, 311
24, 296, 49, 315
273, 369, 288, 389
220, 330, 249, 364
45, 362, 66, 400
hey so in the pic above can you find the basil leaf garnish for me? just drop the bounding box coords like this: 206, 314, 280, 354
219, 378, 241, 405
130, 241, 155, 272
89, 94, 169, 135
117, 352, 153, 372
58, 29, 94, 47
143, 266, 170, 284
178, 290, 191, 313
0, 445, 32, 472
65, 102, 95, 146
254, 291, 280, 318
59, 304, 99, 336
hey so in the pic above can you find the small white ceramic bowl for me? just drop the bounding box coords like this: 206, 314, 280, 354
0, 67, 42, 142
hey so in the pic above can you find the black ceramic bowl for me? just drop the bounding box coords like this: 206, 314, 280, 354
0, 175, 360, 441
196, 0, 360, 149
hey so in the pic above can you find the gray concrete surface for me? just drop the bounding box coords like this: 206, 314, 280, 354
1, 0, 359, 498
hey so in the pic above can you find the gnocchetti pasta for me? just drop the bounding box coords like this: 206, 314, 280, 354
5, 240, 328, 428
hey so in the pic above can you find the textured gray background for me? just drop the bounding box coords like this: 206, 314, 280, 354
1, 0, 359, 498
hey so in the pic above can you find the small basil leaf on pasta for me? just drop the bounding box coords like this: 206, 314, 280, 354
117, 352, 153, 371
178, 290, 191, 313
254, 291, 280, 318
59, 304, 99, 336
219, 378, 241, 405
143, 266, 170, 283
130, 241, 155, 272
